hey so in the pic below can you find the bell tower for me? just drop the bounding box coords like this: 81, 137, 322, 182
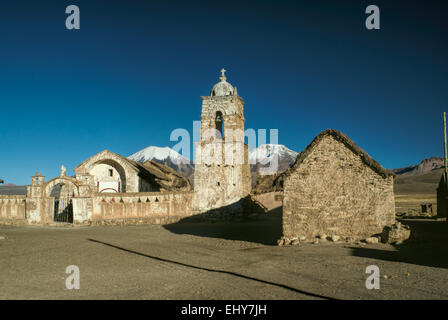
193, 69, 251, 212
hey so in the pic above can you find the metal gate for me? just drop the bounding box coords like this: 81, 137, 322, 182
53, 198, 73, 223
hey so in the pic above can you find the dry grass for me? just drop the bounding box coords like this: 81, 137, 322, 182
393, 169, 440, 216
395, 193, 436, 215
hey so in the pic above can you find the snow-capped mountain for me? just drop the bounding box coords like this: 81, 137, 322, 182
249, 144, 299, 175
128, 146, 194, 180
128, 144, 298, 183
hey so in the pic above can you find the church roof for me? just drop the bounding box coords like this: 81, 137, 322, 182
280, 129, 395, 179
141, 160, 191, 191
74, 150, 155, 179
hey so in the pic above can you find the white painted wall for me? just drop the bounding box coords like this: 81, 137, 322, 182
90, 163, 122, 192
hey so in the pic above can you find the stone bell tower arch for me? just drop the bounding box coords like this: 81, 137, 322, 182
193, 69, 251, 212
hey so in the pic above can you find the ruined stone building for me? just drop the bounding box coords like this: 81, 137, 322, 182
280, 129, 396, 242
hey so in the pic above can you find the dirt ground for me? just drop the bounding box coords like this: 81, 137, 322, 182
1, 212, 448, 300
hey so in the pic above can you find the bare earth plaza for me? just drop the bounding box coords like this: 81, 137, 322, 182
1, 1, 448, 303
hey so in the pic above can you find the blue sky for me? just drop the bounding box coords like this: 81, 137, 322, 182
0, 0, 447, 185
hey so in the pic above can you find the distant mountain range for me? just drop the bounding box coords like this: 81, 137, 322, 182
128, 144, 299, 183
128, 146, 447, 196
128, 146, 195, 182
1, 146, 444, 195
129, 145, 446, 181
393, 157, 444, 176
393, 157, 445, 195
248, 144, 299, 175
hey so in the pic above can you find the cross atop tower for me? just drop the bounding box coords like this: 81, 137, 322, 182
219, 68, 227, 81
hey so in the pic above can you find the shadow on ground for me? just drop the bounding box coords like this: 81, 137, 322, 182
163, 207, 283, 246
87, 237, 334, 299
349, 219, 448, 269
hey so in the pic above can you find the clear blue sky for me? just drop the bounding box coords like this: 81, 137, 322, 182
0, 0, 447, 185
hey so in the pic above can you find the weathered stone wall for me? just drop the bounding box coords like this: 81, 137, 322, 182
25, 197, 55, 224
1, 191, 193, 226
72, 197, 92, 223
85, 191, 194, 225
0, 195, 27, 224
283, 135, 395, 241
193, 94, 251, 213
194, 141, 251, 211
200, 95, 244, 121
252, 191, 282, 212
3, 157, 196, 225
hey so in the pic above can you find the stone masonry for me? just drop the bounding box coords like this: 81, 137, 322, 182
193, 69, 252, 213
281, 129, 396, 242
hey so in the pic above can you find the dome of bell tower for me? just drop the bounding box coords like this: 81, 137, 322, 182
210, 68, 234, 96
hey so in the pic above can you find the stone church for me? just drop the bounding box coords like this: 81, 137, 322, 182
0, 69, 253, 225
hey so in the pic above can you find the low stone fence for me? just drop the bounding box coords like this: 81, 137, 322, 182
74, 191, 194, 225
0, 195, 27, 224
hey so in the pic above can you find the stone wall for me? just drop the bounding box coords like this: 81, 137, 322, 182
200, 95, 244, 121
1, 164, 196, 226
252, 191, 283, 212
0, 195, 27, 224
82, 191, 194, 225
283, 134, 395, 241
194, 141, 251, 211
193, 94, 251, 213
1, 189, 194, 226
25, 197, 55, 224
